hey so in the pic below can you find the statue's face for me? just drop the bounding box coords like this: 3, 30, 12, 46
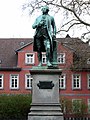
41, 6, 49, 14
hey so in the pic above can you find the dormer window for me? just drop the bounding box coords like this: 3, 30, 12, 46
57, 53, 65, 64
87, 58, 90, 64
25, 53, 35, 64
20, 42, 25, 46
42, 52, 46, 64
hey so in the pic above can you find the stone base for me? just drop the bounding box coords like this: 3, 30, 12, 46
28, 103, 63, 120
28, 68, 63, 120
28, 115, 63, 120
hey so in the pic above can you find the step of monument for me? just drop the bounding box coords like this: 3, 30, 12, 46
28, 111, 63, 116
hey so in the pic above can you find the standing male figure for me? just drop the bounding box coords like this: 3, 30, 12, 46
32, 5, 56, 67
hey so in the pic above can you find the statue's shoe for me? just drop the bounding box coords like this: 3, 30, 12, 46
38, 62, 42, 67
47, 61, 52, 67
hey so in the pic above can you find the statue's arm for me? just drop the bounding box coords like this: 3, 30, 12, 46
51, 17, 56, 37
32, 18, 38, 29
32, 16, 43, 29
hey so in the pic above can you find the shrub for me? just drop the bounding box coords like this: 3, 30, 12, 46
60, 97, 87, 117
0, 94, 32, 120
60, 97, 72, 114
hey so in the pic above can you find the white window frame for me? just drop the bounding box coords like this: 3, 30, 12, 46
25, 74, 32, 89
59, 74, 66, 89
72, 99, 82, 113
87, 74, 90, 89
57, 53, 65, 64
10, 74, 19, 89
88, 99, 90, 113
25, 53, 35, 64
87, 58, 90, 64
0, 74, 4, 89
42, 52, 46, 64
72, 74, 81, 89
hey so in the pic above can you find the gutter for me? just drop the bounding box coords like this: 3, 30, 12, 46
0, 67, 22, 71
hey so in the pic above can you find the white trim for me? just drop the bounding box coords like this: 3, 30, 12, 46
0, 74, 4, 89
88, 99, 90, 113
72, 99, 82, 113
25, 74, 32, 89
42, 52, 46, 64
87, 58, 90, 64
59, 74, 66, 89
57, 53, 65, 64
87, 74, 90, 89
72, 74, 81, 89
72, 99, 82, 102
10, 74, 19, 89
25, 53, 35, 64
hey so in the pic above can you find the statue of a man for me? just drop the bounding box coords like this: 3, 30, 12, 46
32, 5, 56, 67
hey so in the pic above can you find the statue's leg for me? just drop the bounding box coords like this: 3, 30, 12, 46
44, 39, 52, 66
35, 38, 42, 66
52, 40, 58, 66
38, 51, 42, 66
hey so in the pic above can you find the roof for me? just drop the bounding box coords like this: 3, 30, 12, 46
0, 37, 89, 70
15, 41, 33, 52
56, 36, 90, 70
0, 38, 33, 67
57, 37, 90, 52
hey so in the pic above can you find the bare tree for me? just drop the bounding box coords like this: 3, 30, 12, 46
22, 0, 90, 71
23, 0, 90, 41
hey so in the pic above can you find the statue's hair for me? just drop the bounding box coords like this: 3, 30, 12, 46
41, 5, 49, 12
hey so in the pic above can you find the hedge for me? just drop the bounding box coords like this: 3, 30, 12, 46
0, 94, 32, 120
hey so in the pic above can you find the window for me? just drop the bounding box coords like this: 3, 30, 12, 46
57, 53, 65, 64
87, 58, 90, 64
59, 74, 66, 89
10, 74, 19, 89
0, 74, 3, 89
42, 53, 46, 64
25, 53, 35, 64
72, 99, 82, 113
87, 74, 90, 89
25, 74, 32, 89
72, 74, 81, 89
88, 99, 90, 113
42, 52, 46, 64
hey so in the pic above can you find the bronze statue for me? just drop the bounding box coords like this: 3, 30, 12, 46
32, 5, 56, 67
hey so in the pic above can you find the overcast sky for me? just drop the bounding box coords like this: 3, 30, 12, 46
0, 0, 86, 39
0, 0, 73, 38
0, 0, 35, 38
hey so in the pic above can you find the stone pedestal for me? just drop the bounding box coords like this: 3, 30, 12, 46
28, 68, 63, 120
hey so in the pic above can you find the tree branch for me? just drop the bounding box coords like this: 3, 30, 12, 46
60, 0, 90, 27
57, 22, 81, 33
61, 19, 79, 28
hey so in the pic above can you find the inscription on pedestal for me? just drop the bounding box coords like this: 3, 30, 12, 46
37, 81, 54, 89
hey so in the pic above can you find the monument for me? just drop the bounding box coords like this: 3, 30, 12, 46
32, 5, 57, 67
28, 5, 63, 120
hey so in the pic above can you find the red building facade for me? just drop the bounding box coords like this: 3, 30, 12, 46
0, 36, 90, 114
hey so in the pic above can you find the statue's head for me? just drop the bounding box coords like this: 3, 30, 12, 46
41, 5, 49, 14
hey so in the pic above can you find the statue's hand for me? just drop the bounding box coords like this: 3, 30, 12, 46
38, 21, 44, 27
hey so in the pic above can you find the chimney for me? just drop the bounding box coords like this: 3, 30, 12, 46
66, 34, 71, 38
